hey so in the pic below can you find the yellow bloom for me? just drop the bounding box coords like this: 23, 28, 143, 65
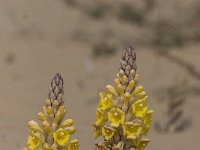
67, 139, 79, 150
98, 92, 113, 110
108, 108, 125, 127
143, 110, 154, 135
135, 139, 150, 150
53, 128, 70, 146
123, 122, 143, 139
95, 108, 107, 125
102, 126, 116, 140
26, 132, 41, 150
93, 124, 102, 138
132, 99, 148, 119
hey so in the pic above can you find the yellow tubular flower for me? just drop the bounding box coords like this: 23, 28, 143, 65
98, 92, 113, 110
93, 124, 102, 139
26, 132, 41, 150
108, 108, 125, 127
67, 139, 79, 150
132, 98, 148, 119
123, 122, 143, 140
53, 128, 70, 146
102, 126, 116, 140
95, 108, 107, 125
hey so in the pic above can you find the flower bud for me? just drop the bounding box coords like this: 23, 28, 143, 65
60, 119, 74, 128
37, 112, 46, 122
28, 120, 43, 132
106, 85, 117, 96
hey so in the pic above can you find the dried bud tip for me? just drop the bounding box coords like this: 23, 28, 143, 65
48, 73, 64, 101
120, 45, 137, 75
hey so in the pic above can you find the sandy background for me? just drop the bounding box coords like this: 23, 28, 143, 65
0, 0, 200, 149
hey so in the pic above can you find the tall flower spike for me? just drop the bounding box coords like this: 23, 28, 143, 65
94, 46, 154, 150
23, 73, 79, 150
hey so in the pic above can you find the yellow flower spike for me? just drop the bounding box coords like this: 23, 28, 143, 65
26, 132, 41, 150
95, 108, 107, 125
143, 110, 154, 135
93, 124, 102, 138
108, 108, 125, 127
28, 120, 43, 133
60, 119, 74, 128
66, 126, 76, 135
132, 99, 148, 119
106, 85, 117, 96
98, 92, 113, 110
135, 139, 150, 150
67, 139, 79, 150
53, 128, 70, 146
37, 112, 46, 122
102, 126, 116, 140
123, 122, 143, 140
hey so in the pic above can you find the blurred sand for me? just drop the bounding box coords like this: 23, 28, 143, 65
0, 0, 200, 150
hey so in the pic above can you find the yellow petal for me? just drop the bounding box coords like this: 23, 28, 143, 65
53, 128, 70, 146
102, 126, 115, 140
108, 108, 125, 127
26, 132, 41, 150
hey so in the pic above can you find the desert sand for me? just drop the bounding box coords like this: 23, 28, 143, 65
0, 0, 200, 150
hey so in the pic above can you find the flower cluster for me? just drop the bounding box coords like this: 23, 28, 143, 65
94, 46, 154, 150
23, 73, 79, 150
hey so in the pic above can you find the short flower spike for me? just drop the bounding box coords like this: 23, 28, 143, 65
23, 73, 79, 150
94, 46, 154, 150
